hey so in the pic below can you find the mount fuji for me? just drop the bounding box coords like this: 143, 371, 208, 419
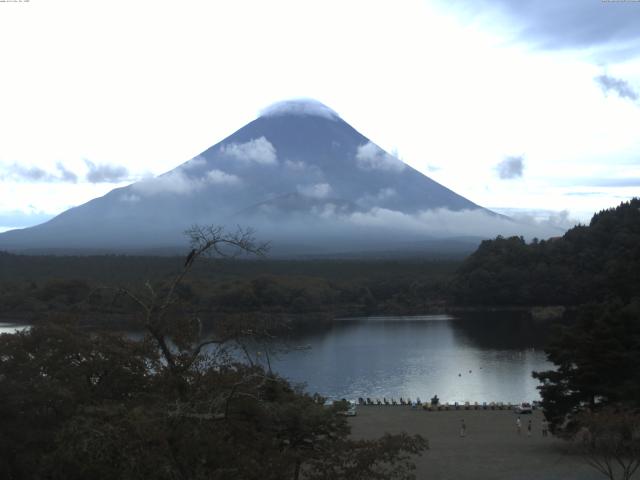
0, 100, 511, 255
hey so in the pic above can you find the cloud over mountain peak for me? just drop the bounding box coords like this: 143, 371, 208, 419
0, 99, 517, 254
260, 99, 340, 121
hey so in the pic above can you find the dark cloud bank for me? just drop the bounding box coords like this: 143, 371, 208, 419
454, 0, 640, 60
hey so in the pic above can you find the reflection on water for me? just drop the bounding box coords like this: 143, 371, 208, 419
1, 314, 555, 404
256, 313, 554, 403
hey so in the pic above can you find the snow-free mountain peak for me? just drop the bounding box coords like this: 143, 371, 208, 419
0, 100, 529, 255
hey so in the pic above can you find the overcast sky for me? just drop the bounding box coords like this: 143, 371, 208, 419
1, 0, 639, 232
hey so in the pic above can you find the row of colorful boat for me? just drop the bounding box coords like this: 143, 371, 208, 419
357, 397, 538, 412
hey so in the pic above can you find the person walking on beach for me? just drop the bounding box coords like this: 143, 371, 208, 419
527, 419, 532, 437
541, 419, 549, 437
516, 416, 522, 435
460, 419, 466, 438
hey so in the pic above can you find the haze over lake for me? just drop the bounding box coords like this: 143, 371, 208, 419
254, 313, 553, 403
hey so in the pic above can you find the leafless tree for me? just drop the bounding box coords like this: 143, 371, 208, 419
116, 225, 269, 374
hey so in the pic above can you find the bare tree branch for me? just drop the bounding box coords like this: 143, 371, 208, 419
111, 225, 269, 377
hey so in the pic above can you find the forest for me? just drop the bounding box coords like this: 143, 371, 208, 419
0, 253, 458, 327
452, 198, 640, 307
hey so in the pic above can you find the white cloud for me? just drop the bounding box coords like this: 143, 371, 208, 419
355, 142, 405, 172
356, 188, 397, 207
132, 168, 240, 196
284, 160, 306, 171
260, 99, 339, 121
0, 181, 128, 218
133, 171, 196, 195
120, 193, 140, 203
220, 137, 277, 165
0, 209, 54, 231
377, 187, 396, 200
284, 159, 325, 181
183, 156, 208, 169
297, 183, 332, 199
314, 203, 338, 218
205, 169, 241, 185
310, 202, 355, 219
495, 208, 579, 231
331, 207, 570, 239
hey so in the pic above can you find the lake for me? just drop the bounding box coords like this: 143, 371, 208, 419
0, 312, 555, 404
251, 312, 554, 404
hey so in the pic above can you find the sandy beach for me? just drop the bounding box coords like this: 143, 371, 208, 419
349, 406, 602, 480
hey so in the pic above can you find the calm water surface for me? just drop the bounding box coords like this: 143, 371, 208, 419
255, 313, 554, 404
1, 313, 554, 404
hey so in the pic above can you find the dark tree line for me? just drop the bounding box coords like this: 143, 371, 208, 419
533, 300, 640, 433
531, 300, 640, 480
452, 199, 640, 307
0, 254, 457, 325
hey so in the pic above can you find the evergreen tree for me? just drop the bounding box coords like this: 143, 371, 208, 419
533, 300, 640, 433
452, 198, 640, 306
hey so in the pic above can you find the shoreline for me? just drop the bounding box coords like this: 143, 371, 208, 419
0, 303, 571, 327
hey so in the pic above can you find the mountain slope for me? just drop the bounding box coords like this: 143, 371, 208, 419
0, 100, 501, 254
